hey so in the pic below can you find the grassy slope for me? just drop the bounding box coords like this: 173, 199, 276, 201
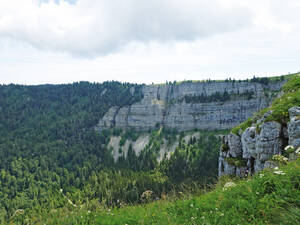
39, 158, 300, 225
232, 73, 300, 134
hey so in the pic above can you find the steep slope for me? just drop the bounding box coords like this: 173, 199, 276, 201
97, 78, 284, 131
30, 157, 300, 225
219, 74, 300, 177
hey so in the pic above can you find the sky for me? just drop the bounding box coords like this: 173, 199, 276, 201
0, 0, 299, 85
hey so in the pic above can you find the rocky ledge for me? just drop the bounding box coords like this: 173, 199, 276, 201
219, 106, 300, 177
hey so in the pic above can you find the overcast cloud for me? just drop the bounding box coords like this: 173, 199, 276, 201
0, 0, 253, 56
0, 0, 299, 84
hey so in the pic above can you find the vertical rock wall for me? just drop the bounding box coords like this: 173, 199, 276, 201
97, 81, 283, 131
219, 106, 300, 177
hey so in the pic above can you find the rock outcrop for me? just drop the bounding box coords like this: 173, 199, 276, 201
96, 81, 283, 132
219, 106, 300, 177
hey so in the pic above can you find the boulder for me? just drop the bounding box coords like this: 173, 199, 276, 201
225, 133, 242, 158
255, 121, 282, 161
288, 106, 300, 148
241, 127, 256, 159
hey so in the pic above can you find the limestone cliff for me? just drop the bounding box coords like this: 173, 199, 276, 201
96, 80, 283, 131
219, 106, 300, 177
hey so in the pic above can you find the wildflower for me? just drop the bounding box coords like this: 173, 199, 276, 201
220, 213, 224, 216
256, 192, 259, 195
272, 155, 288, 164
259, 174, 264, 178
284, 145, 294, 151
190, 203, 194, 208
296, 147, 300, 155
273, 170, 285, 175
223, 182, 236, 190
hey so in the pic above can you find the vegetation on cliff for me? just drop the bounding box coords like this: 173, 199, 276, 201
0, 74, 297, 224
232, 73, 300, 135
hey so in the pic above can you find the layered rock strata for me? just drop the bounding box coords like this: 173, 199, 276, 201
97, 81, 283, 131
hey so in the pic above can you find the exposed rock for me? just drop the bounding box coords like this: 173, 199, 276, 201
97, 81, 283, 131
255, 122, 282, 161
256, 111, 273, 124
236, 166, 247, 177
225, 134, 242, 158
223, 161, 236, 176
219, 106, 300, 177
108, 132, 199, 162
254, 159, 264, 172
288, 106, 300, 148
264, 160, 279, 170
241, 127, 256, 159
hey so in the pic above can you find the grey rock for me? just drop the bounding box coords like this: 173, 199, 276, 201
218, 157, 225, 177
236, 166, 247, 178
288, 106, 300, 148
219, 106, 299, 177
223, 161, 236, 176
283, 127, 289, 139
255, 122, 282, 162
225, 133, 242, 158
264, 160, 279, 169
241, 127, 256, 159
256, 111, 273, 124
97, 81, 283, 131
254, 159, 264, 172
288, 106, 300, 117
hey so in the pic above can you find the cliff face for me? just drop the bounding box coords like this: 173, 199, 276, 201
96, 81, 283, 131
219, 107, 300, 177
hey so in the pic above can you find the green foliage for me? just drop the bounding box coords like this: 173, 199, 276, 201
34, 157, 300, 225
231, 117, 253, 135
0, 81, 146, 223
183, 90, 254, 104
225, 157, 247, 167
231, 73, 300, 134
221, 143, 229, 152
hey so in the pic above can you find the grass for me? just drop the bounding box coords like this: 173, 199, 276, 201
232, 73, 300, 135
31, 158, 300, 225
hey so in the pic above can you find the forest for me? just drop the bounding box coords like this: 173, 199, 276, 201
0, 81, 223, 224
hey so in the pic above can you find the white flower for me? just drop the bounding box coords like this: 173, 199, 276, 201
284, 145, 294, 151
273, 170, 285, 175
259, 174, 264, 178
296, 147, 300, 155
274, 167, 279, 170
223, 182, 236, 190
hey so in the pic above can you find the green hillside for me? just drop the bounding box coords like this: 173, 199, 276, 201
0, 74, 299, 224
24, 157, 300, 225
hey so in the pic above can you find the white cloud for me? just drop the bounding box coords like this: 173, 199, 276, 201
0, 0, 299, 85
0, 0, 252, 56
